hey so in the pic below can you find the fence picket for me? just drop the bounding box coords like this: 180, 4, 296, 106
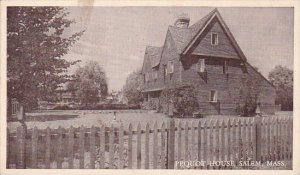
177, 121, 182, 162
197, 121, 201, 165
31, 127, 38, 168
220, 120, 225, 162
280, 118, 284, 160
215, 120, 220, 163
128, 124, 133, 169
145, 123, 150, 169
252, 118, 257, 161
45, 127, 51, 169
68, 126, 74, 169
16, 126, 25, 169
99, 126, 105, 169
261, 118, 266, 162
271, 117, 276, 160
227, 119, 231, 162
153, 122, 158, 169
267, 118, 271, 161
184, 122, 189, 161
284, 119, 288, 160
191, 121, 195, 164
237, 119, 242, 162
247, 118, 251, 160
275, 117, 279, 161
137, 123, 142, 169
203, 120, 207, 169
232, 119, 237, 162
118, 124, 124, 169
160, 122, 166, 169
79, 126, 85, 169
109, 124, 114, 169
208, 120, 214, 169
289, 117, 293, 160
90, 126, 96, 169
56, 127, 63, 169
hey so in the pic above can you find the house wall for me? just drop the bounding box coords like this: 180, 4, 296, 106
142, 30, 182, 92
142, 18, 276, 115
191, 18, 239, 59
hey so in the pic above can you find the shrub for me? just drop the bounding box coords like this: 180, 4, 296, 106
159, 85, 199, 117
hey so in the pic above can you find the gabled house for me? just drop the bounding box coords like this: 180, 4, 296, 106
141, 8, 276, 115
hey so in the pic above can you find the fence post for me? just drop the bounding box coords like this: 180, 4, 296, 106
254, 105, 262, 162
167, 117, 175, 169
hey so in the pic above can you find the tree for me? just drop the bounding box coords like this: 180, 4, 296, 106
238, 75, 263, 116
7, 7, 84, 113
268, 65, 293, 111
70, 61, 108, 106
123, 70, 144, 105
159, 85, 199, 117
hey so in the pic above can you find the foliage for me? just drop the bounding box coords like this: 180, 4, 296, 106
238, 74, 263, 116
123, 70, 144, 105
7, 7, 84, 112
159, 85, 199, 117
69, 61, 108, 106
268, 65, 293, 111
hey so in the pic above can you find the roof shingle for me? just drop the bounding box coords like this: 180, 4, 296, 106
146, 46, 163, 68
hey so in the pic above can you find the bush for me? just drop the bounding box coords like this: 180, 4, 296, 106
159, 85, 199, 117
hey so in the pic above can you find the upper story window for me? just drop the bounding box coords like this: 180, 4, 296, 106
145, 73, 150, 82
211, 32, 218, 46
153, 71, 158, 80
167, 61, 174, 74
196, 59, 205, 73
209, 90, 218, 102
223, 60, 228, 74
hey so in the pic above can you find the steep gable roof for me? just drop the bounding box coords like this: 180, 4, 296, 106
146, 46, 163, 68
168, 8, 247, 62
168, 9, 217, 54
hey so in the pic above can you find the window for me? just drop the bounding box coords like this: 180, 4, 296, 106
209, 90, 218, 102
211, 33, 218, 45
153, 71, 158, 80
145, 73, 150, 82
197, 59, 205, 73
163, 65, 167, 82
223, 60, 228, 74
167, 61, 174, 74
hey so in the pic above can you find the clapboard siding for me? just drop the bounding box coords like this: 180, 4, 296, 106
192, 19, 240, 59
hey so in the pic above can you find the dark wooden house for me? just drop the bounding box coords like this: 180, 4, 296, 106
141, 9, 276, 115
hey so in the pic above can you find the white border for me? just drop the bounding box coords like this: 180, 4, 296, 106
1, 1, 299, 175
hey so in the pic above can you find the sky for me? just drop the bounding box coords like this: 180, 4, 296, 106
63, 7, 294, 92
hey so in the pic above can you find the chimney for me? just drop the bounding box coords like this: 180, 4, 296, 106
174, 13, 190, 28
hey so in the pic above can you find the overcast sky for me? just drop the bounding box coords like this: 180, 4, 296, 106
63, 7, 294, 92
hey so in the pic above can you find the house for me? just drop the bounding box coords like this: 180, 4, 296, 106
141, 9, 276, 115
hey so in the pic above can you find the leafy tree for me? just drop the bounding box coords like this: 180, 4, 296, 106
70, 61, 108, 106
268, 65, 293, 111
7, 7, 84, 113
238, 76, 262, 116
159, 85, 199, 117
123, 70, 144, 105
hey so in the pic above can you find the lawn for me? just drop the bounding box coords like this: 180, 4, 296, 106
7, 110, 293, 132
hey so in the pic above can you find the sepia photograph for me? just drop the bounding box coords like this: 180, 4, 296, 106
1, 2, 298, 173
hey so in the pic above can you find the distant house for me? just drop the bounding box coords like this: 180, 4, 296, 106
141, 9, 276, 115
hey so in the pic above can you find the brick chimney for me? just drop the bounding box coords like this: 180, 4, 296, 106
174, 13, 190, 28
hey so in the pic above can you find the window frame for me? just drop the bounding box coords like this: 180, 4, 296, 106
167, 60, 174, 74
209, 90, 218, 102
223, 60, 228, 74
197, 59, 206, 73
153, 71, 158, 81
211, 32, 218, 46
145, 73, 150, 82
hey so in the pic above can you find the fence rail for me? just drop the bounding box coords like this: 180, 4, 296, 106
7, 115, 293, 169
